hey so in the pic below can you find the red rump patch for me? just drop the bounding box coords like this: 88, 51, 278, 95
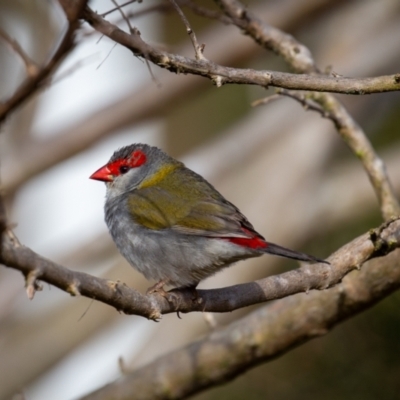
224, 227, 268, 249
227, 236, 268, 249
107, 150, 147, 176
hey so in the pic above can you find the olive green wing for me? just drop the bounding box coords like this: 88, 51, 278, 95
127, 167, 258, 239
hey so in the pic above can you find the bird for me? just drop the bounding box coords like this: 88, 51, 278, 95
90, 143, 328, 294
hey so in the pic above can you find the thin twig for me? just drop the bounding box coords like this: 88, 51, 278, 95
111, 0, 134, 33
110, 0, 159, 84
0, 27, 39, 77
96, 43, 118, 70
251, 92, 281, 107
101, 0, 138, 17
80, 3, 173, 38
168, 0, 206, 60
274, 89, 329, 116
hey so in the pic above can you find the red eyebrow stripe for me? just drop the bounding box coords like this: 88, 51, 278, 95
130, 150, 146, 167
107, 150, 147, 175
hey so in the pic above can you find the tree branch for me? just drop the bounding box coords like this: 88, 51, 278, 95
312, 91, 400, 219
79, 245, 400, 400
0, 0, 88, 124
0, 193, 6, 249
0, 0, 385, 197
82, 1, 400, 219
0, 28, 39, 77
215, 0, 400, 219
1, 216, 399, 321
275, 89, 400, 219
82, 7, 400, 94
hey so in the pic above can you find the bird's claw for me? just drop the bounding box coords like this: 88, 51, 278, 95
146, 279, 169, 295
146, 280, 181, 309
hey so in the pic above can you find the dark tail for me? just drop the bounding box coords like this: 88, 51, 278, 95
264, 242, 329, 264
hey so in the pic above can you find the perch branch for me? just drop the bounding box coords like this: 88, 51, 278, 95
1, 218, 399, 321
80, 244, 400, 400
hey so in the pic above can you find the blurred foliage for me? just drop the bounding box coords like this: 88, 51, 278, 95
166, 85, 251, 155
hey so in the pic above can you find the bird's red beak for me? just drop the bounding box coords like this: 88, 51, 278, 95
89, 165, 113, 182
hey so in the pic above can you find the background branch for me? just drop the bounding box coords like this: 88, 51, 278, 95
79, 247, 400, 400
0, 0, 88, 123
0, 27, 39, 77
215, 0, 400, 219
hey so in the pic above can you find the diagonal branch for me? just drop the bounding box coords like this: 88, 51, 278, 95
310, 92, 400, 219
1, 217, 399, 321
0, 28, 39, 77
215, 0, 400, 220
101, 0, 139, 17
275, 89, 400, 219
79, 244, 400, 400
0, 0, 88, 124
0, 193, 6, 247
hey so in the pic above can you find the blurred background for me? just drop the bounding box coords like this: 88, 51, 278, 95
1, 0, 400, 399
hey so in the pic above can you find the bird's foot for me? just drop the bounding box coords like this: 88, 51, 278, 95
146, 280, 181, 309
146, 279, 169, 296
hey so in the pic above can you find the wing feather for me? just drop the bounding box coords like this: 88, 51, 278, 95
127, 166, 262, 239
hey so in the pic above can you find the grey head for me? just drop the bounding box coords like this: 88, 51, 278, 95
89, 143, 182, 199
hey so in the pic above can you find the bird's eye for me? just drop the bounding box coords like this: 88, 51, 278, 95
119, 165, 129, 174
